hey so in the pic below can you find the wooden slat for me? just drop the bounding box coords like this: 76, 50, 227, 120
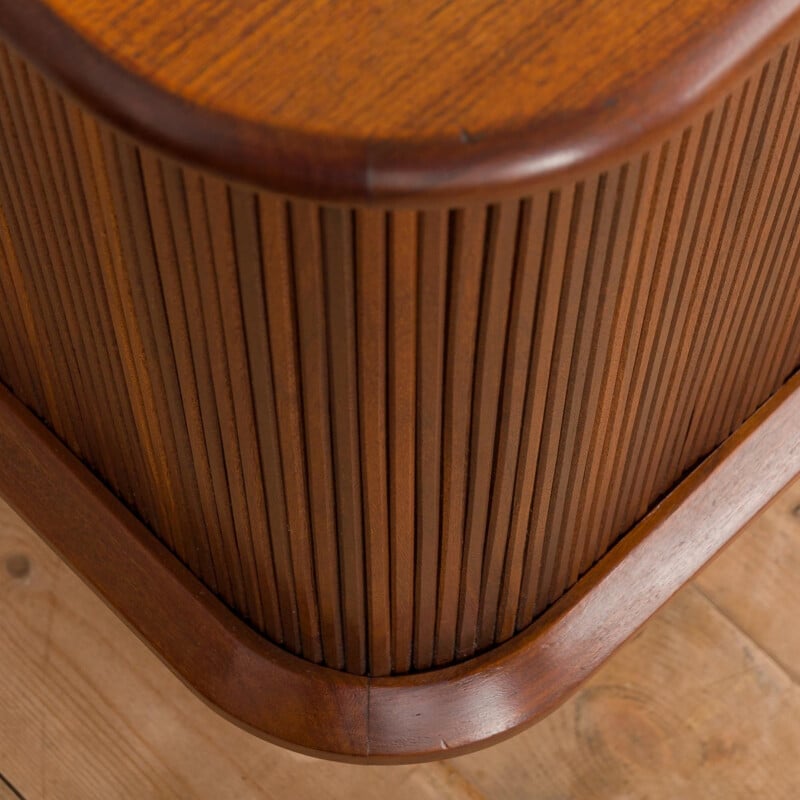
230, 187, 302, 652
413, 209, 448, 671
355, 207, 392, 676
260, 195, 336, 663
496, 188, 573, 641
321, 205, 367, 674
160, 162, 252, 615
387, 209, 418, 674
518, 178, 598, 627
434, 206, 485, 665
139, 153, 237, 609
205, 178, 283, 639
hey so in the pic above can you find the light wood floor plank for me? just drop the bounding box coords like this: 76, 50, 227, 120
0, 774, 24, 800
695, 480, 800, 681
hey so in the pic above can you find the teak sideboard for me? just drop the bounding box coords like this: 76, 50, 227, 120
1, 0, 800, 763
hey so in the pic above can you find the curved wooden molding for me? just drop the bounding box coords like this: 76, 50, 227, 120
1, 375, 799, 763
0, 1, 799, 201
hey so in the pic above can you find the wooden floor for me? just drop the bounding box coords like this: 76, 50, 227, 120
2, 479, 800, 800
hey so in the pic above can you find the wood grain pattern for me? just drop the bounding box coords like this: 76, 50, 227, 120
2, 0, 800, 763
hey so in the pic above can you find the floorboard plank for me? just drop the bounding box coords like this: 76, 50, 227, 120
0, 773, 25, 800
694, 480, 800, 682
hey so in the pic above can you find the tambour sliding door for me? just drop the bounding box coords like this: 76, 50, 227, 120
1, 0, 800, 763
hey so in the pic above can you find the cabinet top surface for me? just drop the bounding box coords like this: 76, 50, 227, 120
4, 0, 799, 199
35, 0, 781, 140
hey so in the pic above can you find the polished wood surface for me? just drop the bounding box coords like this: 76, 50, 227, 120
3, 483, 800, 797
2, 0, 800, 763
30, 0, 781, 140
1, 1, 800, 198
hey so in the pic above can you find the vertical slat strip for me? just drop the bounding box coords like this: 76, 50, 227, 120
113, 138, 219, 588
183, 170, 266, 628
0, 202, 47, 413
604, 127, 696, 544
320, 205, 368, 674
413, 209, 448, 670
0, 50, 84, 452
711, 44, 800, 438
539, 169, 619, 609
547, 164, 626, 600
435, 206, 486, 664
476, 197, 545, 648
205, 178, 284, 639
27, 66, 138, 497
139, 152, 237, 607
496, 187, 575, 639
8, 54, 119, 486
636, 104, 731, 514
50, 90, 159, 522
518, 177, 599, 626
0, 207, 45, 411
160, 163, 252, 615
387, 210, 417, 674
678, 62, 780, 470
610, 117, 710, 536
656, 84, 753, 495
355, 207, 392, 676
751, 175, 800, 406
588, 135, 687, 561
456, 200, 519, 658
288, 200, 346, 667
72, 112, 179, 545
230, 187, 303, 652
260, 195, 335, 662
